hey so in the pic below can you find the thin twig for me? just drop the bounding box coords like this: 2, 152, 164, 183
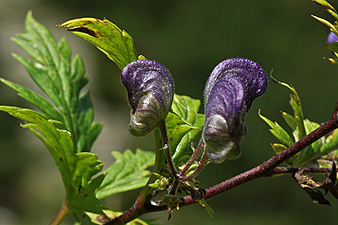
179, 141, 205, 178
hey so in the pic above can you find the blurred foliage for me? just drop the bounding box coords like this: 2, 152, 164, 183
1, 0, 338, 225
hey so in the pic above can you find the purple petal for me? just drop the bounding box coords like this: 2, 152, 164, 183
203, 78, 246, 163
121, 60, 174, 136
327, 32, 338, 44
203, 58, 267, 163
204, 58, 267, 111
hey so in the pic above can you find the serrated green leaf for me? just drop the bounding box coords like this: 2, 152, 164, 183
259, 110, 293, 147
0, 106, 104, 222
58, 17, 139, 70
165, 94, 204, 165
7, 12, 101, 152
0, 78, 63, 122
97, 149, 155, 199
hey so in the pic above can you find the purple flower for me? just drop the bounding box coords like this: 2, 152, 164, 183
121, 60, 174, 136
203, 58, 267, 163
327, 31, 338, 44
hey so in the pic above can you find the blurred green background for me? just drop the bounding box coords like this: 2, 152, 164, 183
1, 0, 338, 224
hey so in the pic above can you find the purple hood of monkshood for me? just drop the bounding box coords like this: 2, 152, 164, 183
203, 58, 267, 163
121, 60, 174, 136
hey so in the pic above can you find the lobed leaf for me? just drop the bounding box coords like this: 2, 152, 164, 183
6, 12, 102, 152
0, 106, 104, 223
97, 149, 155, 199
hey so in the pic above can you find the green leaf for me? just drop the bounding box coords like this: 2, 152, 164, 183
259, 110, 294, 147
313, 0, 336, 11
328, 9, 338, 22
281, 111, 296, 130
271, 143, 296, 165
311, 15, 338, 35
320, 129, 338, 155
97, 149, 155, 199
58, 17, 139, 70
0, 106, 105, 223
326, 42, 338, 53
0, 78, 63, 122
85, 209, 151, 225
7, 12, 102, 152
304, 119, 323, 152
165, 94, 204, 165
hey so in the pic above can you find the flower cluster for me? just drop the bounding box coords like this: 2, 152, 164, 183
122, 58, 267, 164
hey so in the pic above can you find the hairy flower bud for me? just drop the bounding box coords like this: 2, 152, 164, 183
203, 58, 267, 163
121, 60, 174, 136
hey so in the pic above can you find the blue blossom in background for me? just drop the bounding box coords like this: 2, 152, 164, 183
327, 31, 338, 44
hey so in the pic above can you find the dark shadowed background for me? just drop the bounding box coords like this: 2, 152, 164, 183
1, 0, 338, 224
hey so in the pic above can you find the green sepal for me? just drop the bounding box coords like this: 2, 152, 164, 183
148, 173, 171, 191
58, 17, 139, 70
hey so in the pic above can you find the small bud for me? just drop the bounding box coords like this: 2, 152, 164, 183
121, 60, 174, 136
203, 58, 267, 163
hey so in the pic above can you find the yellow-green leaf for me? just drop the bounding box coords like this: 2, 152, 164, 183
58, 17, 139, 70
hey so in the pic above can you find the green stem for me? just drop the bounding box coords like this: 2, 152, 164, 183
50, 196, 70, 225
135, 128, 164, 205
158, 119, 178, 177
